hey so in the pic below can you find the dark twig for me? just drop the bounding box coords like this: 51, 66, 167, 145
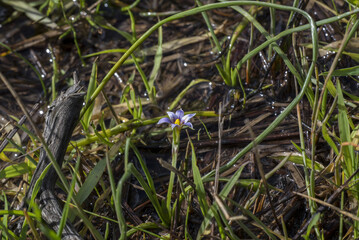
0, 71, 85, 239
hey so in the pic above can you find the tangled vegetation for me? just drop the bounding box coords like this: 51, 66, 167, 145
1, 0, 359, 239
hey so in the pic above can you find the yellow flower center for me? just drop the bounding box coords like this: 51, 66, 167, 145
175, 118, 181, 125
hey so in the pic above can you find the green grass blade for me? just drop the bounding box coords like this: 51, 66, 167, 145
148, 24, 162, 102
75, 157, 105, 205
57, 155, 81, 237
126, 222, 163, 238
83, 49, 128, 58
76, 140, 123, 205
130, 143, 156, 191
116, 165, 132, 240
128, 164, 168, 224
169, 79, 209, 111
189, 137, 208, 216
195, 0, 221, 51
337, 81, 355, 175
0, 162, 36, 179
132, 54, 151, 94
321, 65, 359, 76
1, 191, 10, 240
0, 220, 18, 240
82, 61, 98, 132
105, 148, 125, 237
1, 0, 57, 28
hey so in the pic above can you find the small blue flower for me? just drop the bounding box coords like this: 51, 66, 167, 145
157, 109, 196, 129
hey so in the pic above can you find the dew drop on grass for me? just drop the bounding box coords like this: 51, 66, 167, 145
39, 110, 44, 115
183, 62, 188, 67
46, 48, 51, 54
41, 74, 45, 78
114, 72, 123, 83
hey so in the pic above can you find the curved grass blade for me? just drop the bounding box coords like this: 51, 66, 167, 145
169, 79, 209, 111
1, 0, 57, 29
81, 61, 98, 133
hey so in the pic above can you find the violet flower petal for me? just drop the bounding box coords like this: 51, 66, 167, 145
170, 123, 179, 129
176, 109, 184, 120
184, 122, 193, 129
182, 113, 196, 123
167, 111, 177, 122
157, 117, 172, 125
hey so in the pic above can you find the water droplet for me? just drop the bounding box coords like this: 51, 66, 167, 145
114, 72, 123, 83
39, 110, 44, 115
41, 74, 45, 78
183, 62, 188, 67
49, 59, 53, 63
46, 49, 51, 54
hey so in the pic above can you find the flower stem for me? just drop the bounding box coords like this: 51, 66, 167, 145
166, 128, 180, 214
